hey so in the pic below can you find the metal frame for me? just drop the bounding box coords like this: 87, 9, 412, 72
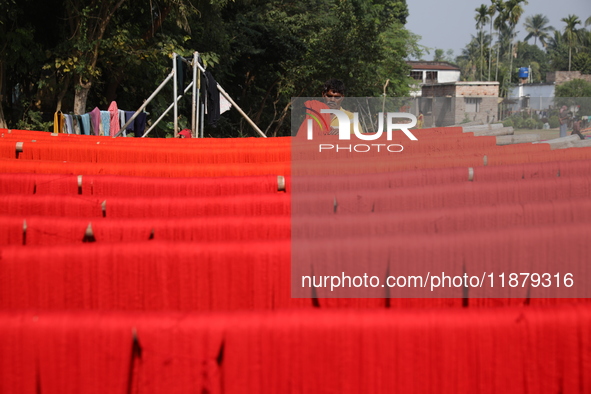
113, 52, 266, 138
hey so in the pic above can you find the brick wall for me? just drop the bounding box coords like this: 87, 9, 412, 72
421, 83, 499, 98
547, 71, 591, 84
421, 84, 456, 97
455, 84, 499, 97
420, 82, 499, 126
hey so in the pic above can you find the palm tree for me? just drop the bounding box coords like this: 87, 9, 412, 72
586, 16, 591, 27
459, 37, 481, 81
491, 0, 508, 81
504, 0, 528, 89
523, 14, 554, 47
487, 2, 497, 80
562, 14, 581, 71
475, 4, 490, 80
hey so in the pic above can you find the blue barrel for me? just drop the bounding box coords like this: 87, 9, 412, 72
518, 67, 529, 78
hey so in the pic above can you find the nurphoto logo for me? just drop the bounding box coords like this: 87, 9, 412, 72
305, 109, 418, 153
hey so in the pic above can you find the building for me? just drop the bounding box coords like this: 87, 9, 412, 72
508, 71, 591, 112
407, 61, 461, 97
417, 81, 500, 127
508, 83, 555, 111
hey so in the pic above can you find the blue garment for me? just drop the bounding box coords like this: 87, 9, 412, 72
135, 112, 147, 137
64, 114, 74, 134
80, 114, 91, 136
125, 111, 136, 132
124, 111, 147, 137
100, 111, 111, 136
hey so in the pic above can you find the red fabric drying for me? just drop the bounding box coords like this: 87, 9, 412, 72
1, 307, 590, 394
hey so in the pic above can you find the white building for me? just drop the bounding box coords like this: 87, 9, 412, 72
407, 61, 461, 97
508, 83, 555, 111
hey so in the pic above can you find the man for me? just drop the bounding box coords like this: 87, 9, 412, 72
571, 115, 584, 140
321, 78, 363, 135
559, 105, 569, 138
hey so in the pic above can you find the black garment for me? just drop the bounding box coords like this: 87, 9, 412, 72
204, 71, 221, 127
175, 56, 188, 93
134, 112, 147, 137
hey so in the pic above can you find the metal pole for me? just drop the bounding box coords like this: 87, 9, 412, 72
200, 103, 205, 138
191, 52, 198, 137
196, 68, 201, 138
173, 53, 179, 138
192, 60, 266, 138
113, 71, 175, 137
142, 82, 194, 138
216, 84, 266, 138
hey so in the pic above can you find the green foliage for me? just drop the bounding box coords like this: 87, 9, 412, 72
549, 115, 560, 128
555, 79, 591, 98
523, 14, 553, 47
461, 112, 472, 124
572, 53, 591, 74
555, 79, 591, 115
16, 110, 53, 132
0, 0, 414, 136
514, 42, 549, 82
523, 117, 538, 129
503, 111, 544, 129
513, 116, 525, 128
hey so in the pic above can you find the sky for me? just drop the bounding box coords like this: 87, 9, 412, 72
406, 0, 591, 61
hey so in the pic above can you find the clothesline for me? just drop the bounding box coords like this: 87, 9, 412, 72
53, 101, 147, 137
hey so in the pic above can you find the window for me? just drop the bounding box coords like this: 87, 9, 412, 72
465, 98, 481, 112
425, 71, 437, 83
420, 97, 433, 115
410, 71, 423, 81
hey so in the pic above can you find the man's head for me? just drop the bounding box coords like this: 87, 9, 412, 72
561, 105, 568, 111
322, 78, 345, 109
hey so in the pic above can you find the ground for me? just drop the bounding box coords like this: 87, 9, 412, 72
514, 128, 561, 141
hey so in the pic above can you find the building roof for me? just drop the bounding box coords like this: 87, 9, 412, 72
407, 61, 460, 71
435, 81, 500, 86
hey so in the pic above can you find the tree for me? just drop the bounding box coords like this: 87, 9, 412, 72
0, 0, 414, 137
547, 29, 568, 71
487, 1, 498, 80
475, 4, 490, 80
523, 14, 554, 47
433, 49, 445, 61
504, 0, 528, 92
490, 0, 508, 82
514, 41, 549, 82
0, 0, 55, 129
63, 0, 128, 114
561, 14, 581, 72
457, 32, 491, 81
555, 79, 591, 116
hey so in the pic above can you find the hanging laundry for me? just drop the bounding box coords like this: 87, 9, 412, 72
124, 111, 147, 137
90, 107, 101, 136
64, 114, 74, 134
53, 111, 65, 134
100, 111, 111, 137
118, 110, 127, 137
80, 114, 91, 136
134, 112, 147, 137
124, 111, 136, 133
74, 115, 82, 135
176, 56, 188, 93
108, 101, 119, 137
220, 95, 232, 115
204, 71, 220, 127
